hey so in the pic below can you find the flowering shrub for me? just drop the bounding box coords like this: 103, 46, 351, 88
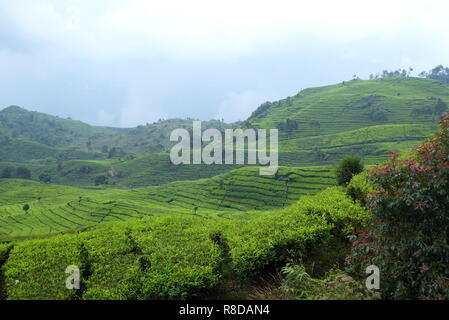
347, 111, 449, 299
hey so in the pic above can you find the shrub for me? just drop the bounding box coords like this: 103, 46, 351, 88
347, 111, 449, 299
3, 235, 82, 300
226, 188, 369, 276
226, 210, 330, 276
79, 224, 144, 300
130, 217, 223, 299
346, 172, 374, 206
81, 216, 223, 300
295, 187, 370, 235
335, 156, 364, 186
0, 243, 13, 300
2, 216, 223, 300
0, 243, 12, 261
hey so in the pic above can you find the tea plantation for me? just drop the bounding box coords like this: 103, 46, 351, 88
1, 76, 448, 300
0, 187, 368, 300
0, 166, 335, 239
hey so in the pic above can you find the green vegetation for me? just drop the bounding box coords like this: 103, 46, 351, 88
281, 264, 375, 300
346, 172, 374, 205
1, 77, 447, 188
0, 165, 335, 239
0, 188, 367, 300
347, 113, 449, 299
335, 156, 364, 186
1, 75, 449, 300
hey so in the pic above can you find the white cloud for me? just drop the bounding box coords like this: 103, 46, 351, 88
4, 0, 449, 61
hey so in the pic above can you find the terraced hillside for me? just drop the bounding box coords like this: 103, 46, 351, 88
278, 123, 434, 166
0, 166, 335, 240
1, 77, 447, 188
248, 77, 447, 137
0, 77, 446, 187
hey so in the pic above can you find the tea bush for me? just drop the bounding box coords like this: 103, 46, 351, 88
346, 172, 374, 206
0, 243, 11, 262
226, 210, 330, 276
3, 235, 82, 300
226, 188, 368, 276
79, 216, 223, 300
129, 216, 223, 299
0, 188, 368, 300
79, 224, 144, 300
294, 187, 370, 235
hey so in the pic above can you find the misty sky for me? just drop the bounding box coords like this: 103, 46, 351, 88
1, 0, 449, 127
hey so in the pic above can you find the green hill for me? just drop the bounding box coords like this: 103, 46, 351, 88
0, 106, 236, 155
0, 136, 105, 163
247, 77, 447, 137
0, 106, 125, 148
0, 165, 335, 240
87, 118, 237, 155
1, 77, 447, 188
240, 77, 447, 167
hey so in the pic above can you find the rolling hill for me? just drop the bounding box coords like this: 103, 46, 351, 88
0, 165, 335, 239
1, 77, 447, 188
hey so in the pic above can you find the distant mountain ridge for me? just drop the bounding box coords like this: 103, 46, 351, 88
0, 106, 236, 155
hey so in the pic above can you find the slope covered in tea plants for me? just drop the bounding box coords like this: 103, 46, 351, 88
0, 187, 368, 300
1, 77, 446, 188
0, 165, 336, 239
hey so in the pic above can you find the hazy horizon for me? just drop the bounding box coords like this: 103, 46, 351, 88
1, 0, 449, 127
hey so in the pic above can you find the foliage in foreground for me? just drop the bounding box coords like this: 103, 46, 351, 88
0, 188, 367, 300
347, 112, 449, 299
281, 263, 376, 300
